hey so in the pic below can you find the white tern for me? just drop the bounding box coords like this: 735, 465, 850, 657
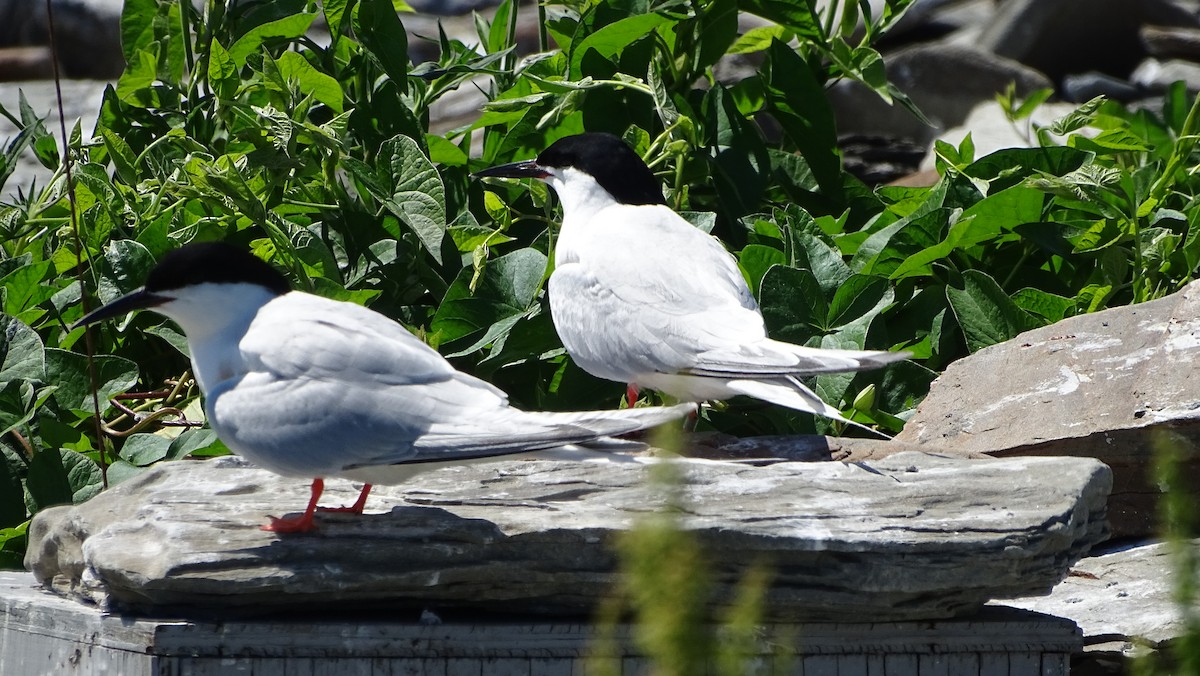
475, 133, 908, 433
76, 242, 694, 533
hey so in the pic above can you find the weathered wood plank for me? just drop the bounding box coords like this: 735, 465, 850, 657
0, 571, 1085, 676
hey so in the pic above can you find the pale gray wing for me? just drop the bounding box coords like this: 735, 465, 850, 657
215, 294, 680, 476
550, 204, 767, 380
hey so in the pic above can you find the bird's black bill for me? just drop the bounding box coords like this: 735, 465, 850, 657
472, 159, 549, 180
72, 288, 168, 329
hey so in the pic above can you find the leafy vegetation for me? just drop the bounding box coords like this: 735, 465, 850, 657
2, 0, 1200, 575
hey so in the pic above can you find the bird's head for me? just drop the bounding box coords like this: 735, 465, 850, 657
74, 242, 291, 336
474, 133, 667, 210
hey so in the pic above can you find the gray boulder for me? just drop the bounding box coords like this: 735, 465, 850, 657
897, 280, 1200, 539
976, 0, 1199, 85
26, 451, 1110, 622
1001, 540, 1200, 669
829, 43, 1053, 146
0, 0, 124, 79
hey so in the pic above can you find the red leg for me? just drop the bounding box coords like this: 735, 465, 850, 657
318, 484, 373, 514
262, 478, 324, 533
682, 407, 698, 432
625, 383, 640, 408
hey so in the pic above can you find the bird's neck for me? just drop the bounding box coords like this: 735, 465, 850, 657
548, 172, 621, 233
157, 284, 280, 394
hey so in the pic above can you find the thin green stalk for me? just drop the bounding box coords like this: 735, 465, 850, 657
46, 0, 109, 488
537, 2, 548, 52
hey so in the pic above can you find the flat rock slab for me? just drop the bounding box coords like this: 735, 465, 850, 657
1001, 540, 1196, 653
897, 280, 1200, 539
26, 452, 1111, 622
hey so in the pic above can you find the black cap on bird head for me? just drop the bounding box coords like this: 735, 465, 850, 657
474, 133, 667, 207
74, 242, 291, 328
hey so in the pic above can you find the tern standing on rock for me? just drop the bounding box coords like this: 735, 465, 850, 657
475, 133, 908, 433
75, 242, 694, 533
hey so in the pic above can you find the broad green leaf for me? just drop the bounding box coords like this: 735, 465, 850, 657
119, 0, 158, 62
166, 428, 225, 460
964, 146, 1092, 193
427, 135, 469, 166
827, 275, 892, 329
1012, 288, 1075, 323
25, 449, 73, 511
207, 38, 238, 100
569, 13, 669, 77
0, 522, 28, 569
98, 240, 156, 305
0, 455, 25, 528
739, 0, 821, 40
448, 225, 514, 252
376, 135, 447, 263
63, 450, 104, 504
763, 41, 841, 195
0, 379, 35, 439
145, 325, 190, 357
759, 265, 826, 343
354, 0, 410, 89
791, 232, 851, 295
432, 248, 548, 344
228, 14, 318, 66
946, 270, 1038, 352
728, 25, 791, 55
119, 433, 173, 466
100, 129, 138, 185
695, 0, 739, 73
275, 51, 344, 113
44, 349, 139, 414
323, 0, 354, 36
0, 260, 53, 316
738, 245, 786, 295
0, 315, 44, 383
115, 44, 160, 107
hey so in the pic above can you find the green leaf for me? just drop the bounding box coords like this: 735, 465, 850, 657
228, 13, 318, 66
728, 25, 791, 55
695, 0, 739, 72
827, 275, 892, 329
739, 0, 821, 40
0, 315, 45, 383
433, 248, 548, 345
964, 146, 1092, 193
760, 265, 826, 342
375, 135, 447, 263
738, 245, 786, 295
569, 13, 669, 77
115, 44, 161, 107
100, 128, 139, 185
354, 0, 410, 90
166, 428, 225, 460
0, 453, 25, 528
0, 521, 29, 569
119, 0, 158, 63
946, 270, 1039, 352
275, 51, 344, 114
763, 41, 841, 196
0, 260, 53, 316
791, 232, 851, 296
25, 449, 73, 511
207, 38, 238, 100
119, 433, 173, 466
0, 379, 36, 439
98, 240, 156, 305
1012, 288, 1075, 323
44, 349, 139, 414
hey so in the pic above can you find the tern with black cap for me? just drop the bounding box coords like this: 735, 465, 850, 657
475, 133, 908, 433
75, 242, 694, 533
